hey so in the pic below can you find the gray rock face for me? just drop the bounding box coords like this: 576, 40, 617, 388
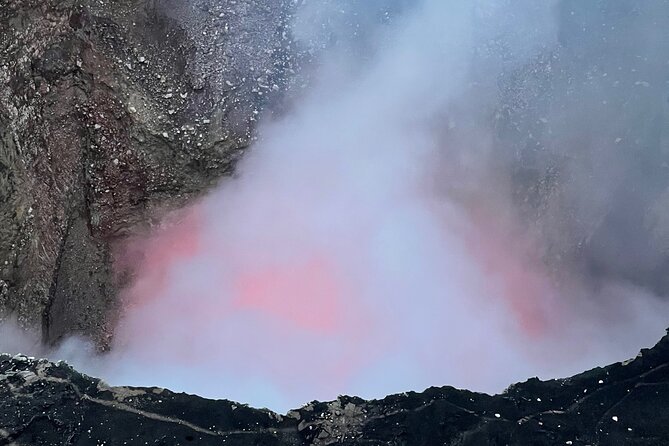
1, 331, 668, 445
502, 1, 669, 295
0, 0, 293, 346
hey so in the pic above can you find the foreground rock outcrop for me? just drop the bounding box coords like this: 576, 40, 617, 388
1, 331, 668, 445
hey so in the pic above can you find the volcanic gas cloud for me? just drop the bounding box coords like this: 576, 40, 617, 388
91, 0, 669, 411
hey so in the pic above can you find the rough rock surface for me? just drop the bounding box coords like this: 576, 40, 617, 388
0, 0, 294, 346
1, 331, 668, 445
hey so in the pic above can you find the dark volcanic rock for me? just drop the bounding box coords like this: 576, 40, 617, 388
0, 0, 294, 346
1, 331, 668, 445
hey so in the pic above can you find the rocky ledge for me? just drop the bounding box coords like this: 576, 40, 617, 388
1, 331, 668, 445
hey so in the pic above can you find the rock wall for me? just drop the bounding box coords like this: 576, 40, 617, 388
0, 0, 293, 346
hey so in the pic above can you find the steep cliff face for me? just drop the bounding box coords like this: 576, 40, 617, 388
502, 1, 669, 295
1, 331, 668, 445
0, 0, 293, 346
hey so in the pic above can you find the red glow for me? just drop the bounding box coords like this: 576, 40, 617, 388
116, 208, 202, 309
462, 205, 554, 337
233, 256, 343, 333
